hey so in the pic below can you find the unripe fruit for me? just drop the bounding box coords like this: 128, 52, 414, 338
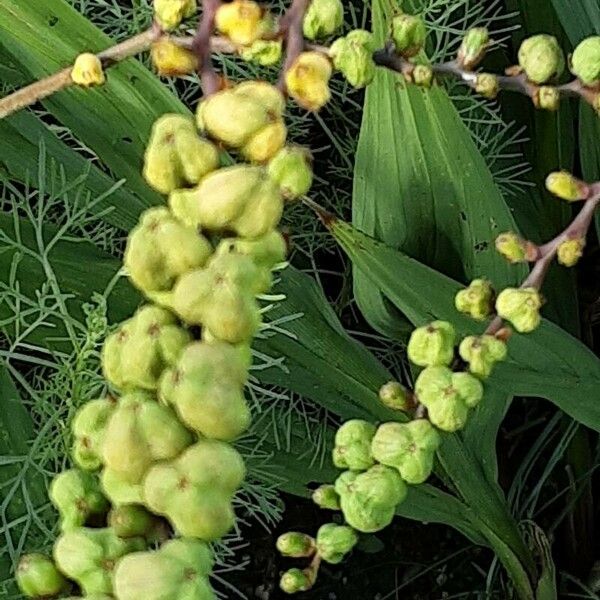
143, 440, 245, 540
316, 523, 357, 564
537, 86, 560, 111
268, 145, 314, 200
475, 73, 499, 99
151, 39, 198, 76
557, 238, 585, 267
159, 341, 251, 440
407, 321, 456, 367
312, 484, 341, 510
215, 230, 287, 272
154, 0, 196, 31
16, 554, 67, 598
124, 207, 212, 295
330, 29, 377, 89
413, 64, 433, 87
276, 532, 316, 557
280, 568, 312, 593
455, 279, 494, 321
100, 468, 144, 506
378, 381, 411, 411
459, 335, 507, 379
518, 34, 564, 84
71, 53, 105, 87
545, 171, 589, 202
239, 39, 283, 66
495, 231, 537, 263
571, 36, 600, 87
215, 0, 270, 46
53, 528, 145, 595
108, 505, 160, 539
390, 13, 427, 57
333, 419, 376, 470
303, 0, 344, 40
334, 470, 358, 497
113, 538, 215, 600
415, 366, 484, 432
102, 305, 192, 391
495, 287, 542, 333
457, 27, 489, 70
49, 469, 109, 531
285, 51, 333, 111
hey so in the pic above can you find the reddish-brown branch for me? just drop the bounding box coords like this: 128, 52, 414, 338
193, 0, 222, 96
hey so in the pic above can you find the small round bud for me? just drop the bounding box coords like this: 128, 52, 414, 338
71, 53, 105, 87
378, 380, 410, 411
316, 523, 358, 564
454, 279, 494, 321
459, 335, 508, 379
151, 39, 198, 76
267, 145, 313, 200
495, 232, 537, 263
496, 287, 542, 333
557, 238, 585, 267
333, 419, 376, 470
413, 64, 433, 87
280, 568, 312, 593
239, 39, 282, 66
303, 0, 344, 40
390, 13, 427, 58
407, 320, 456, 367
545, 171, 590, 202
108, 504, 158, 539
536, 86, 560, 111
457, 27, 489, 70
215, 0, 270, 45
154, 0, 196, 31
312, 484, 341, 510
16, 554, 67, 598
475, 73, 499, 99
518, 34, 564, 84
285, 51, 333, 111
330, 29, 376, 89
276, 532, 316, 557
571, 36, 600, 87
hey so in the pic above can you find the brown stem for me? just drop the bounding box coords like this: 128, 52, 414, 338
193, 0, 222, 96
278, 0, 311, 91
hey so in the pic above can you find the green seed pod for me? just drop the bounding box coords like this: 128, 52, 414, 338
71, 397, 116, 471
312, 484, 341, 510
16, 554, 67, 598
475, 73, 499, 99
114, 538, 215, 600
557, 238, 585, 267
154, 0, 195, 31
124, 207, 213, 295
495, 232, 536, 263
407, 320, 456, 367
459, 335, 508, 379
413, 64, 433, 87
415, 366, 484, 432
518, 34, 564, 84
571, 36, 600, 86
545, 171, 589, 202
276, 532, 316, 557
285, 51, 333, 111
390, 13, 427, 58
143, 440, 245, 541
267, 145, 314, 200
339, 490, 397, 534
101, 390, 192, 484
280, 568, 312, 593
351, 464, 407, 507
100, 468, 144, 506
50, 470, 109, 531
333, 419, 376, 470
316, 523, 358, 564
108, 505, 159, 539
537, 86, 560, 110
454, 279, 494, 321
143, 114, 219, 195
170, 165, 284, 239
371, 419, 440, 484
303, 0, 343, 40
457, 27, 489, 70
330, 29, 377, 89
198, 82, 286, 161
378, 381, 411, 411
54, 528, 145, 596
215, 230, 287, 273
159, 340, 251, 440
495, 287, 542, 333
334, 470, 358, 497
102, 305, 192, 391
239, 39, 283, 66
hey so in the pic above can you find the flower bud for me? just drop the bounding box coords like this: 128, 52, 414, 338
267, 145, 313, 200
536, 86, 560, 111
151, 39, 198, 76
495, 287, 542, 333
571, 36, 600, 87
495, 231, 537, 263
276, 532, 315, 557
371, 419, 440, 484
518, 34, 564, 84
390, 13, 427, 58
413, 64, 433, 87
303, 0, 344, 40
475, 73, 499, 99
407, 320, 456, 367
316, 523, 358, 564
457, 27, 489, 70
459, 335, 507, 379
545, 171, 590, 202
330, 29, 376, 89
71, 53, 105, 87
280, 568, 312, 593
215, 0, 269, 45
415, 366, 483, 432
557, 238, 585, 267
312, 484, 341, 510
286, 51, 333, 111
454, 279, 494, 321
239, 39, 282, 66
16, 554, 67, 598
333, 419, 376, 470
378, 380, 410, 411
154, 0, 195, 31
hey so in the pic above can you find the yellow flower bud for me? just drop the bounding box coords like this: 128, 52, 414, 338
413, 64, 433, 87
475, 73, 499, 99
378, 381, 411, 411
151, 39, 198, 76
496, 287, 542, 333
215, 0, 269, 45
536, 86, 560, 111
557, 238, 585, 267
455, 279, 494, 321
71, 53, 105, 87
285, 51, 333, 111
154, 0, 196, 31
545, 171, 589, 202
495, 232, 537, 263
